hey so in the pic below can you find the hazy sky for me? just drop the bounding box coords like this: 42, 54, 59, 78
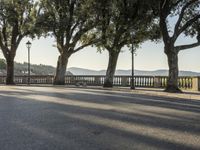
0, 35, 199, 72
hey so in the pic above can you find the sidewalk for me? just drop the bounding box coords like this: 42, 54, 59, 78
2, 84, 200, 100
129, 88, 200, 100
69, 85, 200, 100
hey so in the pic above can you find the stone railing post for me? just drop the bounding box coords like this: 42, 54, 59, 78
22, 76, 27, 84
94, 76, 101, 86
121, 76, 129, 87
192, 77, 200, 91
0, 76, 3, 84
154, 76, 162, 88
0, 76, 6, 84
46, 76, 53, 84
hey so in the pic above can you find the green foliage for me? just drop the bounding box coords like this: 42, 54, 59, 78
0, 58, 55, 75
37, 0, 101, 53
0, 0, 39, 59
14, 62, 56, 75
158, 0, 200, 43
93, 0, 160, 53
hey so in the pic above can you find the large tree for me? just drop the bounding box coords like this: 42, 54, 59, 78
157, 0, 200, 92
96, 0, 159, 87
0, 0, 37, 84
38, 0, 100, 85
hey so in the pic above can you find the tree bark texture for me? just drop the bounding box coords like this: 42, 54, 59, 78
165, 50, 182, 93
103, 51, 119, 87
53, 54, 69, 85
6, 59, 15, 85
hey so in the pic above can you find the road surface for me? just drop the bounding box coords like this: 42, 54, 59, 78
0, 86, 199, 150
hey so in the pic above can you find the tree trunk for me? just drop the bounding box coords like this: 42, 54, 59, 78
6, 59, 15, 85
165, 51, 182, 93
103, 51, 119, 87
53, 54, 69, 85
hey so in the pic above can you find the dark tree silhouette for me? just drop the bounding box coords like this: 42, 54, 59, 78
158, 0, 200, 92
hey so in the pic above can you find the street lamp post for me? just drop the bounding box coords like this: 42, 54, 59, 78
131, 42, 136, 89
26, 41, 32, 85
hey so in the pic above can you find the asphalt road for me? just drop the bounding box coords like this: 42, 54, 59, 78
0, 86, 199, 150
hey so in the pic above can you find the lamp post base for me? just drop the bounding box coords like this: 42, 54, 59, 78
130, 78, 135, 90
130, 86, 135, 90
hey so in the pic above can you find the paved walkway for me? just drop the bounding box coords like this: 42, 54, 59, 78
0, 86, 199, 150
106, 87, 200, 100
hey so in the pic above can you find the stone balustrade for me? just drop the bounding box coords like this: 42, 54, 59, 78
0, 75, 199, 91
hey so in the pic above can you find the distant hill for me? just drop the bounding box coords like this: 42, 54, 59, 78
67, 67, 200, 76
14, 62, 56, 75
0, 58, 199, 76
0, 59, 72, 75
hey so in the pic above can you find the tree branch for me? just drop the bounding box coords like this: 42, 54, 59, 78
177, 14, 200, 36
0, 33, 9, 59
119, 39, 128, 48
175, 41, 200, 52
16, 35, 23, 49
173, 0, 198, 40
56, 39, 64, 54
65, 0, 75, 45
159, 0, 170, 44
2, 24, 8, 48
71, 23, 95, 48
171, 0, 182, 8
10, 21, 19, 57
73, 39, 100, 53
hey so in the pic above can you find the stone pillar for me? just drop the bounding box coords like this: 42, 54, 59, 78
121, 76, 128, 87
22, 76, 27, 84
46, 76, 53, 84
94, 76, 101, 86
0, 76, 5, 84
154, 76, 162, 88
192, 77, 200, 91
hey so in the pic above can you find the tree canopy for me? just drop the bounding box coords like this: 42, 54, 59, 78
37, 0, 101, 54
0, 0, 38, 84
37, 0, 102, 84
92, 0, 160, 87
156, 0, 200, 92
0, 0, 199, 91
158, 0, 200, 52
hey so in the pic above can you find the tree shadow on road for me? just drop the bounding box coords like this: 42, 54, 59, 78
0, 87, 200, 150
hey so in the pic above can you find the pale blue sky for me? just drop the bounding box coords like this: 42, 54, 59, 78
0, 36, 199, 72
